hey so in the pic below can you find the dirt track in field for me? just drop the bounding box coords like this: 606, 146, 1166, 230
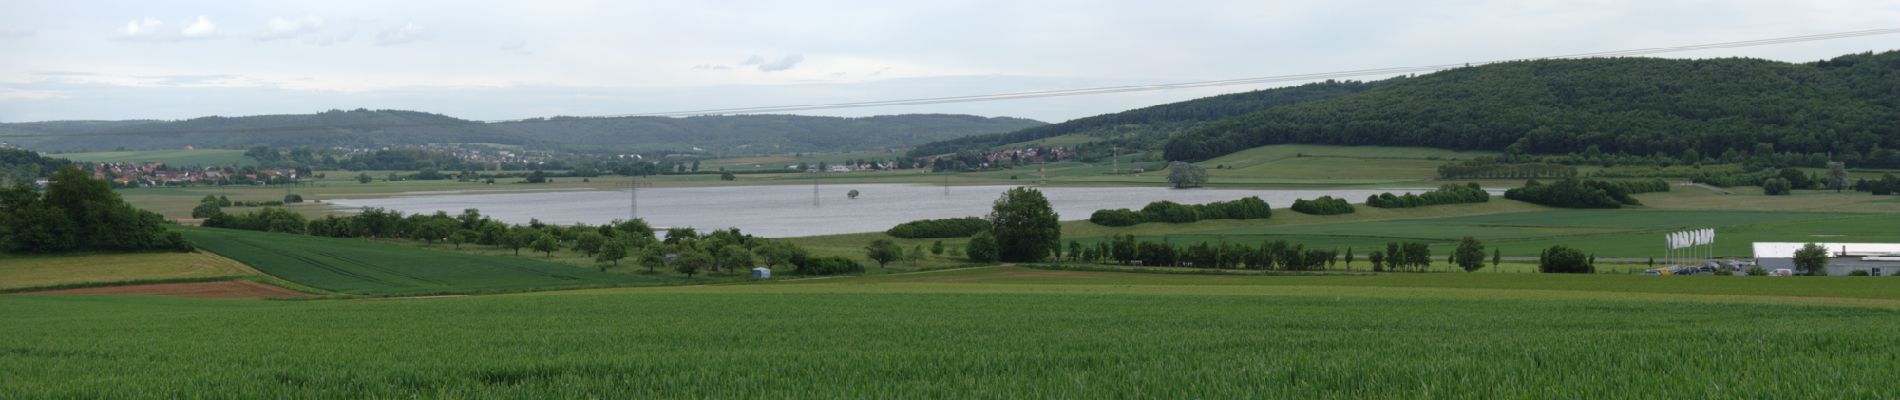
19, 280, 313, 300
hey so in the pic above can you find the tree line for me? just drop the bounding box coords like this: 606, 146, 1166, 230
0, 167, 191, 253
1088, 196, 1272, 227
886, 217, 990, 238
1366, 183, 1490, 209
200, 205, 850, 277
1502, 178, 1668, 208
1065, 235, 1344, 271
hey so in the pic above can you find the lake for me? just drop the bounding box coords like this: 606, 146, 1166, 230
327, 184, 1436, 237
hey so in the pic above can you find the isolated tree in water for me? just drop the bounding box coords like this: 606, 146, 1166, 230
986, 187, 1060, 262
1166, 161, 1207, 189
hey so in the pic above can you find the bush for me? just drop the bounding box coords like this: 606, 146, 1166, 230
794, 256, 865, 275
1745, 266, 1768, 276
1290, 196, 1354, 215
966, 232, 1000, 263
1088, 208, 1144, 227
886, 217, 990, 238
1538, 245, 1594, 273
1504, 178, 1658, 208
1089, 197, 1270, 226
1366, 183, 1490, 208
1140, 201, 1200, 223
1762, 178, 1792, 195
1848, 270, 1871, 276
283, 193, 304, 203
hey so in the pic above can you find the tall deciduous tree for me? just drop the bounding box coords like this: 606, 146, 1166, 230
865, 239, 904, 269
1454, 237, 1486, 272
1793, 242, 1830, 276
986, 187, 1060, 262
1166, 161, 1208, 189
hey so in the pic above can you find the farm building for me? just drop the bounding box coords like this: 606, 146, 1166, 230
1752, 242, 1900, 276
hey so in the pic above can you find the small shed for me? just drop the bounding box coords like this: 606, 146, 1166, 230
750, 267, 771, 279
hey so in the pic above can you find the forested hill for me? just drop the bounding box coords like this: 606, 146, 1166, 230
1165, 51, 1900, 162
0, 110, 1043, 153
0, 109, 520, 152
906, 80, 1379, 157
493, 114, 1043, 153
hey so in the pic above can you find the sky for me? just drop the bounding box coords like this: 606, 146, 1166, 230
0, 0, 1896, 123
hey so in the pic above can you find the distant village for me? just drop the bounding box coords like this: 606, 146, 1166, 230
80, 162, 302, 188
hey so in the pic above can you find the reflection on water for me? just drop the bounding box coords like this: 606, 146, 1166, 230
329, 184, 1434, 237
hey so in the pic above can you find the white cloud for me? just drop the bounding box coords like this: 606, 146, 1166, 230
256, 16, 324, 41
121, 18, 163, 38
0, 28, 32, 39
498, 41, 531, 55
374, 23, 427, 46
729, 54, 805, 72
180, 16, 219, 39
116, 16, 220, 42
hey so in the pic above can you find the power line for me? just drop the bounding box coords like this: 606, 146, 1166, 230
2, 28, 1896, 140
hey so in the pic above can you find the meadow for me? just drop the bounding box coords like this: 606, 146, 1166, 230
180, 228, 668, 296
5, 267, 1898, 398
54, 149, 252, 166
0, 251, 262, 291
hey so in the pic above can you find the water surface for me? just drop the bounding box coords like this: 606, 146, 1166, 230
329, 184, 1431, 237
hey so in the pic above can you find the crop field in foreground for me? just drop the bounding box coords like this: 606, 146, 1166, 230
180, 228, 665, 296
4, 267, 1898, 398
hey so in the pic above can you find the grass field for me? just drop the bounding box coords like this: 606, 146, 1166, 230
5, 266, 1898, 397
179, 228, 672, 296
54, 149, 252, 166
0, 251, 262, 291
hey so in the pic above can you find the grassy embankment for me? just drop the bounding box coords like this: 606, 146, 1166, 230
178, 227, 684, 296
55, 149, 253, 167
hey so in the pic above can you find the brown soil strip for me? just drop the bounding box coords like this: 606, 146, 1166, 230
18, 280, 312, 300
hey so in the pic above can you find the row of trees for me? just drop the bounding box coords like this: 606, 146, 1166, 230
1290, 196, 1354, 215
201, 205, 850, 277
1502, 178, 1667, 208
1088, 197, 1272, 227
1436, 162, 1578, 180
1365, 183, 1490, 208
0, 167, 192, 253
1065, 235, 1342, 271
885, 217, 990, 239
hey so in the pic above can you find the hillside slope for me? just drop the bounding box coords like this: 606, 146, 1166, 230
0, 109, 518, 152
495, 113, 1043, 153
1166, 51, 1900, 163
0, 110, 1042, 154
907, 80, 1379, 157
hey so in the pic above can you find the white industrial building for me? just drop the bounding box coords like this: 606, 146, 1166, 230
1752, 242, 1900, 276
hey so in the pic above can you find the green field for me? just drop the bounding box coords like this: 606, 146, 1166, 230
5, 267, 1898, 397
180, 228, 668, 296
55, 149, 252, 166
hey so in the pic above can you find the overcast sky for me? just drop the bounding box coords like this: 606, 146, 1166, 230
0, 0, 1896, 123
